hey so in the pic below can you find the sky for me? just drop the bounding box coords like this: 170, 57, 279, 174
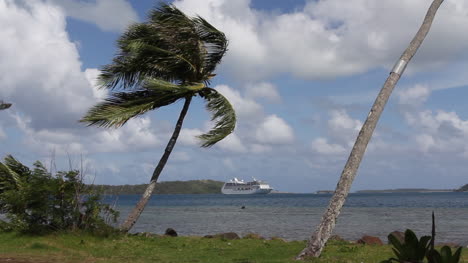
1, 0, 468, 193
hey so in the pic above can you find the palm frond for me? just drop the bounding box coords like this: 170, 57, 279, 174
101, 4, 206, 90
80, 79, 196, 128
0, 100, 11, 110
198, 88, 236, 147
192, 16, 228, 80
0, 155, 29, 192
99, 3, 228, 90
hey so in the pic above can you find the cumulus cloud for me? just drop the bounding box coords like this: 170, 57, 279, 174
84, 68, 108, 101
327, 109, 362, 146
404, 109, 468, 156
398, 84, 431, 105
173, 0, 468, 81
50, 0, 138, 32
178, 128, 203, 146
0, 0, 96, 130
255, 114, 294, 144
215, 85, 263, 119
311, 138, 346, 155
245, 82, 281, 102
216, 133, 247, 153
0, 1, 161, 156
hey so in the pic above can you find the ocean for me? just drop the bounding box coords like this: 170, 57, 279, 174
110, 192, 468, 245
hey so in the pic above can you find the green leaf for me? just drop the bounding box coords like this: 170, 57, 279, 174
80, 79, 194, 128
198, 88, 236, 147
452, 247, 462, 263
440, 246, 452, 260
192, 15, 228, 81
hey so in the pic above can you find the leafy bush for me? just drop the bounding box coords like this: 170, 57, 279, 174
0, 155, 118, 235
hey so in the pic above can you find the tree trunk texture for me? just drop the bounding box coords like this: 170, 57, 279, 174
296, 0, 444, 259
120, 97, 192, 232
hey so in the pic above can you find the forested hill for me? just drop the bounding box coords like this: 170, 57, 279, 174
90, 180, 224, 195
456, 184, 468, 192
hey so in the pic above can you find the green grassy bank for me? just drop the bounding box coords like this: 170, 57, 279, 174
0, 232, 465, 263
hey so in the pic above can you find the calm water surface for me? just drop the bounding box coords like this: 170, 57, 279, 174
110, 192, 468, 245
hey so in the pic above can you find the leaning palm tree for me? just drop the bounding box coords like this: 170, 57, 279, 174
296, 0, 444, 259
0, 101, 11, 110
81, 4, 236, 232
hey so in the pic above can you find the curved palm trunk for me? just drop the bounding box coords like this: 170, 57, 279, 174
296, 0, 444, 259
120, 97, 192, 232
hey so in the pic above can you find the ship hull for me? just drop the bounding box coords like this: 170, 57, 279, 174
221, 188, 272, 195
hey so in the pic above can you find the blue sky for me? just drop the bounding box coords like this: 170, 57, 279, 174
1, 0, 468, 192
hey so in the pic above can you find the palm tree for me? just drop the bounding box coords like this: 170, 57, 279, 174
0, 101, 11, 110
80, 4, 236, 232
296, 0, 444, 259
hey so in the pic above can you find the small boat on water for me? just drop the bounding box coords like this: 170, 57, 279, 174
221, 177, 273, 194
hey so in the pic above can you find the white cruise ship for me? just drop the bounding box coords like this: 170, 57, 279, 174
221, 178, 273, 194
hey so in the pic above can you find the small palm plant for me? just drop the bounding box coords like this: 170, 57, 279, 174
381, 229, 431, 263
81, 4, 236, 232
382, 213, 463, 263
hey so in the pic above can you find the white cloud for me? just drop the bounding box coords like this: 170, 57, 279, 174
327, 109, 362, 145
415, 134, 435, 153
0, 1, 165, 156
13, 114, 161, 155
174, 0, 468, 81
0, 0, 96, 130
398, 84, 431, 105
311, 138, 346, 155
84, 68, 107, 100
179, 128, 203, 146
245, 82, 281, 102
215, 85, 263, 119
50, 0, 138, 32
404, 109, 468, 156
216, 133, 247, 153
255, 114, 294, 144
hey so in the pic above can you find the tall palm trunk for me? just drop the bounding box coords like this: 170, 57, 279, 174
296, 0, 444, 259
120, 97, 192, 232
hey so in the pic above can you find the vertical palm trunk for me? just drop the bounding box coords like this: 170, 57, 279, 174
120, 97, 192, 232
296, 0, 444, 259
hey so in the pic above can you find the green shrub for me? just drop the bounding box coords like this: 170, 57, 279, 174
0, 155, 118, 235
381, 213, 463, 263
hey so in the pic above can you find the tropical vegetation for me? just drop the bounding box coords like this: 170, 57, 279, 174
80, 3, 236, 232
0, 155, 118, 235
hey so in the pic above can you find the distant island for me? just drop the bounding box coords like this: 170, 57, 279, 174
90, 180, 224, 195
456, 184, 468, 192
316, 184, 468, 194
90, 180, 468, 195
355, 188, 454, 193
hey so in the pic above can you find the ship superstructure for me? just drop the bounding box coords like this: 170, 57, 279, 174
221, 178, 273, 194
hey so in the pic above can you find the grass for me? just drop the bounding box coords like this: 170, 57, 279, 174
0, 232, 465, 263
